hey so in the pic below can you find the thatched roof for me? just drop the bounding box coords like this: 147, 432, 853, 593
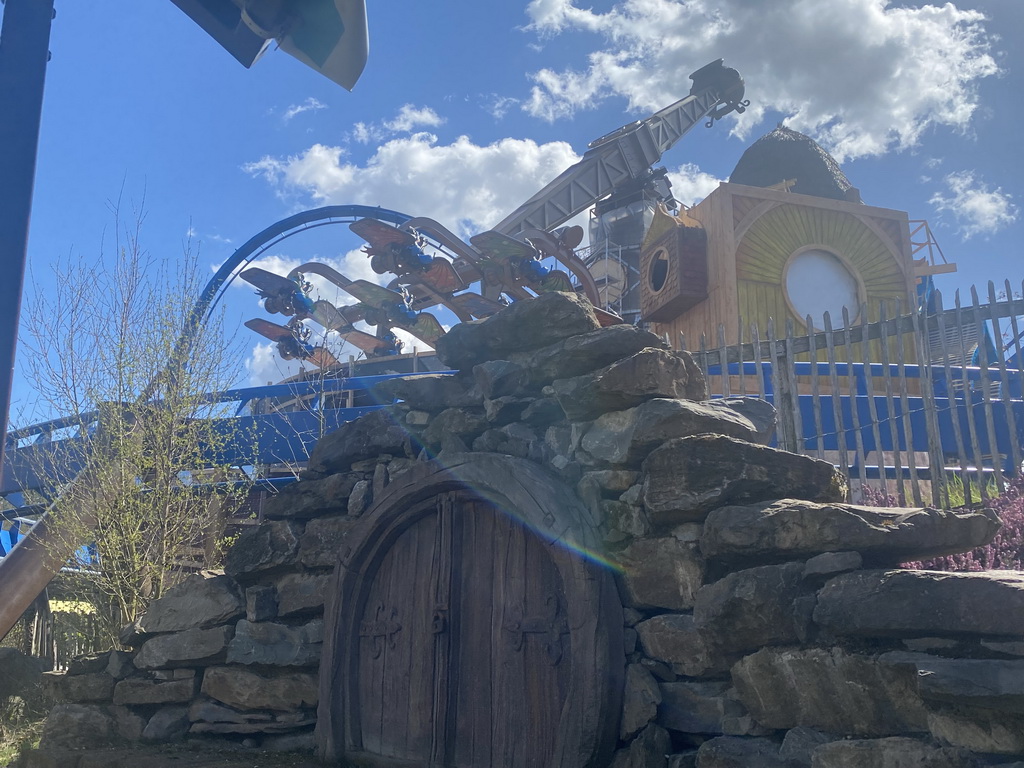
729, 125, 860, 203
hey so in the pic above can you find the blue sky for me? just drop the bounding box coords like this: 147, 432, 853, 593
9, 0, 1022, 420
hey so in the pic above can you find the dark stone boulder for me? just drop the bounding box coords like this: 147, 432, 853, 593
133, 625, 234, 670
299, 514, 359, 568
517, 324, 669, 387
553, 348, 706, 421
435, 291, 601, 370
47, 672, 114, 703
701, 500, 999, 567
581, 401, 760, 467
226, 619, 322, 667
521, 396, 565, 427
142, 705, 190, 742
372, 371, 481, 410
809, 737, 976, 768
643, 437, 846, 525
657, 681, 754, 736
610, 723, 672, 768
421, 407, 489, 448
620, 663, 661, 740
634, 613, 730, 678
200, 667, 317, 712
245, 585, 277, 622
731, 647, 928, 736
803, 551, 863, 584
715, 397, 777, 443
483, 395, 532, 425
926, 708, 1024, 755
473, 360, 529, 399
694, 736, 788, 768
880, 653, 1024, 715
693, 563, 810, 656
39, 703, 114, 749
136, 572, 244, 634
306, 408, 414, 474
273, 572, 331, 617
814, 570, 1024, 639
779, 726, 838, 767
615, 535, 704, 611
262, 472, 362, 519
224, 521, 300, 579
113, 677, 197, 706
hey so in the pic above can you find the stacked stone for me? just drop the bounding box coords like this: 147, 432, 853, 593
31, 292, 1024, 767
388, 294, 1015, 767
36, 461, 375, 756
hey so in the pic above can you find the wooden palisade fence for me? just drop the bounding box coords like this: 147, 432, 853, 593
682, 280, 1024, 509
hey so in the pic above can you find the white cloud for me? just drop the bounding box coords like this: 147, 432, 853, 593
385, 105, 445, 133
929, 170, 1017, 239
667, 163, 723, 207
283, 97, 327, 123
244, 134, 580, 238
246, 342, 303, 386
351, 104, 445, 144
522, 0, 999, 161
486, 95, 521, 120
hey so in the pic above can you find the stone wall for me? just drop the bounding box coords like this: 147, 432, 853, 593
33, 292, 1024, 767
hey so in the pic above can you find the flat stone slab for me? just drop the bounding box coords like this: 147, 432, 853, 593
701, 499, 999, 566
435, 291, 601, 370
810, 737, 975, 768
137, 573, 244, 634
880, 653, 1024, 713
134, 626, 233, 670
644, 439, 845, 524
552, 347, 706, 421
814, 569, 1024, 638
306, 408, 414, 475
373, 372, 481, 411
926, 708, 1024, 755
731, 647, 928, 736
226, 619, 322, 667
262, 473, 362, 519
519, 324, 669, 388
200, 667, 317, 712
581, 400, 760, 467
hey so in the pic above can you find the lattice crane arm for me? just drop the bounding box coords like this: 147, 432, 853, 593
493, 59, 747, 238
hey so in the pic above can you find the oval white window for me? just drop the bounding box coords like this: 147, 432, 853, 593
784, 249, 860, 330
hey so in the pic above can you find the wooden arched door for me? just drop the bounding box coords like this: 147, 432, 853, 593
318, 454, 623, 768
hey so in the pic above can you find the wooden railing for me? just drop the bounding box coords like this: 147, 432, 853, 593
683, 280, 1024, 508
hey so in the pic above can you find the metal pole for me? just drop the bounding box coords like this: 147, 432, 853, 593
0, 0, 55, 483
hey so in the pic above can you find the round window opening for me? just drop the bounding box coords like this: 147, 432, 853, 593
648, 248, 669, 293
785, 249, 860, 330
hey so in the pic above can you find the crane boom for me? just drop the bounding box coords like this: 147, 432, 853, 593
494, 59, 746, 237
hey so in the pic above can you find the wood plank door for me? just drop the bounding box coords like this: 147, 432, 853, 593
354, 506, 444, 764
349, 492, 570, 767
323, 454, 623, 768
445, 493, 570, 768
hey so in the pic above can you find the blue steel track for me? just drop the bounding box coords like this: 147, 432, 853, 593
2, 206, 425, 553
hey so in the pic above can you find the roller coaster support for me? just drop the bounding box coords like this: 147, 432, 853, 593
0, 452, 106, 641
0, 0, 55, 484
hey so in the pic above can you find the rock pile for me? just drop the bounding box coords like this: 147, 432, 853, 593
32, 292, 1024, 768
